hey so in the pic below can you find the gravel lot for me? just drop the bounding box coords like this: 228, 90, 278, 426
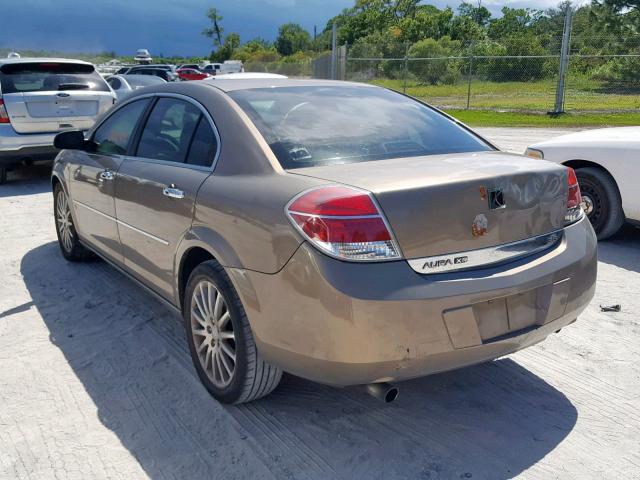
1, 128, 639, 480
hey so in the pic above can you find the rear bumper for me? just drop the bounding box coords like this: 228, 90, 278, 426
0, 125, 58, 165
228, 217, 597, 386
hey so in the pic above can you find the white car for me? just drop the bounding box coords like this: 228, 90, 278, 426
526, 127, 640, 239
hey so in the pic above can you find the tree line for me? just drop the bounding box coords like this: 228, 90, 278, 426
204, 0, 640, 84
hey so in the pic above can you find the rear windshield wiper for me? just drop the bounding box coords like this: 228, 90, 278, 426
58, 83, 90, 91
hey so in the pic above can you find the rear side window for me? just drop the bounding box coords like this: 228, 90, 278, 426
186, 117, 217, 167
93, 99, 149, 155
0, 62, 110, 94
136, 98, 201, 163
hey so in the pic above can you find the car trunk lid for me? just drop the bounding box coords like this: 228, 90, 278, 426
289, 151, 567, 260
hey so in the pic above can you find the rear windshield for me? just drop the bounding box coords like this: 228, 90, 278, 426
228, 86, 492, 169
0, 62, 110, 94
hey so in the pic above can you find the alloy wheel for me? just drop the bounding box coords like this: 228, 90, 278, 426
191, 281, 237, 388
56, 190, 74, 252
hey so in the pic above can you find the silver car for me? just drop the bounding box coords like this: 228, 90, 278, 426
0, 58, 115, 183
106, 74, 166, 102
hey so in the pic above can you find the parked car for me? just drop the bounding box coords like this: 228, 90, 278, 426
106, 74, 166, 101
125, 67, 175, 82
201, 63, 222, 75
177, 64, 202, 71
134, 49, 152, 64
176, 68, 211, 81
51, 79, 597, 404
0, 58, 115, 184
202, 60, 244, 76
526, 127, 640, 239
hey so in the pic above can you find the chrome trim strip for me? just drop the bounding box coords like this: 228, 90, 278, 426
287, 210, 382, 220
408, 230, 564, 274
74, 200, 170, 246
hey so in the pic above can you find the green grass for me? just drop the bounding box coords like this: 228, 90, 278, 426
443, 110, 640, 127
371, 78, 640, 112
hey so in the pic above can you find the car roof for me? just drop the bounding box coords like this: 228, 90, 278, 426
202, 78, 377, 93
0, 57, 93, 66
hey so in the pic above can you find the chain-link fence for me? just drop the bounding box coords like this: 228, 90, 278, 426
307, 22, 640, 114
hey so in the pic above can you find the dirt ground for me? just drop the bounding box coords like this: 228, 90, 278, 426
1, 128, 638, 480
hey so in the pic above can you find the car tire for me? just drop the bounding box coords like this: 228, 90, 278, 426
575, 167, 624, 240
0, 167, 7, 185
53, 183, 93, 261
184, 260, 282, 404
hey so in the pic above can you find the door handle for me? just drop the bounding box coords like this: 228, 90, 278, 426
99, 170, 115, 181
163, 186, 185, 199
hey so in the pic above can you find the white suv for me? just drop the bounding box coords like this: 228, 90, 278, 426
0, 58, 116, 183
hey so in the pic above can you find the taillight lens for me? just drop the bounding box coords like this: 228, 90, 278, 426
287, 186, 402, 261
0, 100, 10, 124
565, 167, 583, 224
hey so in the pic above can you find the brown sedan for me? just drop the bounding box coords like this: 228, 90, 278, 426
51, 79, 597, 404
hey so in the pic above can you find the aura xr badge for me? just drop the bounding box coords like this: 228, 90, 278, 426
488, 188, 506, 210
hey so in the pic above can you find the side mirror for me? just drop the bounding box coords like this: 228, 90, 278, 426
54, 130, 89, 150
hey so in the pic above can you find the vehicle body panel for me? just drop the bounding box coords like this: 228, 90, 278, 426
115, 158, 211, 299
528, 126, 640, 221
66, 149, 124, 263
292, 151, 567, 259
230, 216, 596, 385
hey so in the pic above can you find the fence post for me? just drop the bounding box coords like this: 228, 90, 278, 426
466, 45, 474, 110
402, 43, 409, 94
553, 6, 573, 114
331, 23, 338, 80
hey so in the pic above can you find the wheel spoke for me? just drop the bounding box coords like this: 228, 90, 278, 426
219, 331, 234, 340
215, 350, 225, 381
204, 346, 212, 373
219, 348, 233, 377
193, 286, 208, 320
220, 341, 236, 361
197, 336, 209, 353
191, 309, 208, 328
217, 312, 230, 329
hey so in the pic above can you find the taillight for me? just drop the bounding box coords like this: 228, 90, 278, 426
565, 167, 583, 224
0, 99, 10, 124
286, 186, 402, 261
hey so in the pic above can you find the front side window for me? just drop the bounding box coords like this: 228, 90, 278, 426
93, 99, 149, 155
228, 86, 493, 169
136, 98, 201, 163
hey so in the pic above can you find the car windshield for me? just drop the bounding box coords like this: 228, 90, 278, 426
228, 86, 492, 169
0, 62, 110, 93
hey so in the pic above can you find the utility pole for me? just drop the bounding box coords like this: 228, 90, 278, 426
552, 4, 573, 114
331, 23, 337, 80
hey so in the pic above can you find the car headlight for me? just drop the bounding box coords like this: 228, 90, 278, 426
524, 148, 544, 159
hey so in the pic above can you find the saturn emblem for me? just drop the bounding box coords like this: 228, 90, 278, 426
472, 214, 488, 237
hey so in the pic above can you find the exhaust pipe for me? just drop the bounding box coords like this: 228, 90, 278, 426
365, 382, 399, 403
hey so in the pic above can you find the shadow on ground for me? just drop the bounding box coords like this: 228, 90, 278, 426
0, 164, 52, 198
597, 223, 640, 273
21, 241, 578, 479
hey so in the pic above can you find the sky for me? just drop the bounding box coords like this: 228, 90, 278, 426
5, 0, 573, 57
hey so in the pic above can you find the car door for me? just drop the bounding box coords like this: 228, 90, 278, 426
68, 98, 150, 264
114, 95, 219, 300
